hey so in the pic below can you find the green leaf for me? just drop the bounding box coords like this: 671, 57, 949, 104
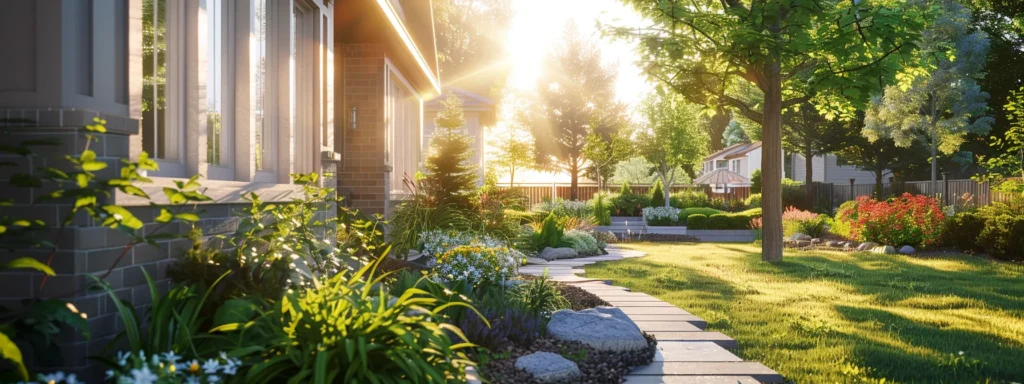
101, 205, 144, 230
0, 332, 28, 380
213, 298, 257, 326
80, 150, 97, 163
174, 212, 200, 222
1, 257, 55, 276
163, 188, 186, 204
155, 208, 174, 223
82, 160, 108, 172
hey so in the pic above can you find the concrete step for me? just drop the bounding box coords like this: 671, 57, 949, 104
606, 301, 680, 307
593, 294, 665, 302
654, 342, 742, 362
628, 362, 782, 383
644, 332, 737, 350
624, 375, 761, 384
636, 321, 704, 332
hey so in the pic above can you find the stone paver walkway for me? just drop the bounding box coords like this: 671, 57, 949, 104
521, 245, 783, 384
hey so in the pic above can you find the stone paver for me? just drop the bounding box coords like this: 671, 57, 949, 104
517, 246, 780, 383
653, 342, 742, 362
629, 362, 782, 383
624, 375, 761, 384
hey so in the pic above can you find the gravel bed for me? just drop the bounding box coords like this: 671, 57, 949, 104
479, 334, 658, 384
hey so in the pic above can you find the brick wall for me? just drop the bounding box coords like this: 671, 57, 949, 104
338, 44, 389, 215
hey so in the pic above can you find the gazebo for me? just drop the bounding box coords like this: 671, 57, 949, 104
694, 168, 749, 197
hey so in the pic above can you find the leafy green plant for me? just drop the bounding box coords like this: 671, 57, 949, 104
679, 207, 724, 224
563, 230, 601, 256
670, 190, 711, 209
213, 257, 480, 383
390, 176, 474, 259
531, 212, 568, 251
592, 193, 612, 225
512, 271, 570, 317
708, 214, 733, 229
745, 193, 762, 208
751, 169, 762, 194
978, 215, 1024, 261
941, 213, 985, 253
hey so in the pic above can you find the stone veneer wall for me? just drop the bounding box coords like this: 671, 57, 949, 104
0, 108, 336, 381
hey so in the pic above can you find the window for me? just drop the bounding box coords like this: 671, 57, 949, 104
731, 160, 740, 173
386, 63, 419, 194
142, 0, 172, 160
252, 0, 270, 172
202, 0, 224, 166
715, 160, 727, 169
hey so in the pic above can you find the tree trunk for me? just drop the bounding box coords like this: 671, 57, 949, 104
930, 132, 938, 197
804, 148, 814, 209
570, 163, 579, 201
761, 67, 784, 262
708, 107, 730, 151
509, 167, 515, 187
874, 169, 884, 199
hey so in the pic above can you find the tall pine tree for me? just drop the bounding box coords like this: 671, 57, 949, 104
423, 93, 478, 210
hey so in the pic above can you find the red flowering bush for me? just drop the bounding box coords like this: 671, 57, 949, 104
836, 193, 945, 248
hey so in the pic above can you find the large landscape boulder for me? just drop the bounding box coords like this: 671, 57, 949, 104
538, 247, 578, 261
872, 245, 897, 255
579, 307, 640, 333
898, 245, 916, 255
514, 352, 581, 383
857, 242, 879, 251
526, 257, 549, 265
547, 308, 647, 352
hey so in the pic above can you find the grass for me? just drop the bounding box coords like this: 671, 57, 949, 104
584, 243, 1024, 383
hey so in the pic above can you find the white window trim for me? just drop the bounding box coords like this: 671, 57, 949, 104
384, 57, 419, 196
149, 0, 187, 178
202, 0, 236, 181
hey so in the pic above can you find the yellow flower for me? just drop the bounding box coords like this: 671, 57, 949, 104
189, 361, 200, 373
169, 364, 176, 373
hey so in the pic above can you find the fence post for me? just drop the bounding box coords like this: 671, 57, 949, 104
942, 172, 950, 205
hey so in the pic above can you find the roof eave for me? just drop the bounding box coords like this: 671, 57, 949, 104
376, 0, 441, 95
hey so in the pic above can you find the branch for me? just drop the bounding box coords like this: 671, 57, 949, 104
720, 94, 764, 123
829, 43, 904, 76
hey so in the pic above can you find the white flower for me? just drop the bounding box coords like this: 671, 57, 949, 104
958, 351, 964, 356
106, 370, 116, 379
40, 372, 66, 382
185, 377, 201, 384
129, 366, 158, 384
203, 358, 221, 374
65, 373, 79, 384
207, 375, 222, 383
163, 351, 182, 364
117, 351, 131, 365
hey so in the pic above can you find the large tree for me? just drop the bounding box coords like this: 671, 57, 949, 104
783, 102, 859, 185
432, 0, 512, 95
864, 0, 994, 195
837, 133, 928, 197
637, 92, 708, 207
608, 0, 924, 261
529, 22, 627, 200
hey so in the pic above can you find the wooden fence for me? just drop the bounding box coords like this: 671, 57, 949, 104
814, 178, 1017, 212
493, 183, 751, 206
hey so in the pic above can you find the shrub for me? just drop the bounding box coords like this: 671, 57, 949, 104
835, 193, 945, 248
218, 260, 479, 383
531, 212, 568, 251
728, 208, 762, 229
782, 206, 828, 237
592, 193, 612, 225
610, 189, 649, 216
390, 188, 473, 258
745, 193, 762, 208
563, 230, 602, 256
670, 190, 711, 209
708, 214, 733, 229
941, 212, 985, 253
511, 272, 571, 316
751, 169, 762, 194
558, 215, 597, 232
650, 178, 666, 206
830, 200, 859, 239
419, 230, 507, 259
592, 230, 617, 246
978, 215, 1024, 261
687, 214, 709, 229
642, 206, 683, 226
679, 207, 724, 224
431, 245, 522, 285
709, 197, 727, 210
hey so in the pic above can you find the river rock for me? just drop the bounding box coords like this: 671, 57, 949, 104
538, 247, 578, 261
827, 241, 845, 248
526, 257, 549, 265
514, 352, 581, 383
810, 238, 825, 245
546, 308, 647, 352
898, 245, 916, 255
857, 242, 879, 251
791, 233, 812, 241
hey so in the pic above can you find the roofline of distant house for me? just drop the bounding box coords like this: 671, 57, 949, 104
704, 142, 749, 161
377, 0, 441, 94
724, 141, 762, 160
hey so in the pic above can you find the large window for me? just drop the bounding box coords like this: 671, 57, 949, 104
142, 0, 171, 160
386, 64, 419, 194
252, 0, 269, 172
202, 0, 224, 166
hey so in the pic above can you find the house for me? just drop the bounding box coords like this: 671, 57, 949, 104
423, 87, 497, 185
701, 142, 764, 184
335, 0, 441, 216
789, 153, 887, 184
0, 0, 336, 378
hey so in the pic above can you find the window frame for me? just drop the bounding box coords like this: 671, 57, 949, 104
384, 58, 419, 196
201, 0, 236, 181
144, 0, 187, 178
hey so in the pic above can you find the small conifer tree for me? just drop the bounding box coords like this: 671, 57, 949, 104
423, 92, 478, 210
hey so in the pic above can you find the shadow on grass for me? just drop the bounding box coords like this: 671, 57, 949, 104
834, 305, 1024, 382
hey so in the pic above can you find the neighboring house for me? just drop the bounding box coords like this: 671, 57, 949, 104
0, 0, 336, 379
423, 87, 497, 185
335, 0, 441, 216
700, 142, 764, 184
789, 153, 887, 184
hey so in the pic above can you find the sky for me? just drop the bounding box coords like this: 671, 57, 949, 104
488, 0, 653, 184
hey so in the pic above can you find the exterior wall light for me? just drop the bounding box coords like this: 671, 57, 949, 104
350, 106, 357, 130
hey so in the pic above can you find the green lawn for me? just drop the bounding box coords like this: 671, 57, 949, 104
584, 243, 1024, 383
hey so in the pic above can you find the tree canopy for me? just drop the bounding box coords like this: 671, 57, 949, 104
637, 92, 708, 206
432, 0, 513, 96
608, 0, 926, 261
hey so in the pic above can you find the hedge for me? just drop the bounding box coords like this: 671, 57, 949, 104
687, 214, 709, 229
708, 214, 733, 229
679, 207, 724, 224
